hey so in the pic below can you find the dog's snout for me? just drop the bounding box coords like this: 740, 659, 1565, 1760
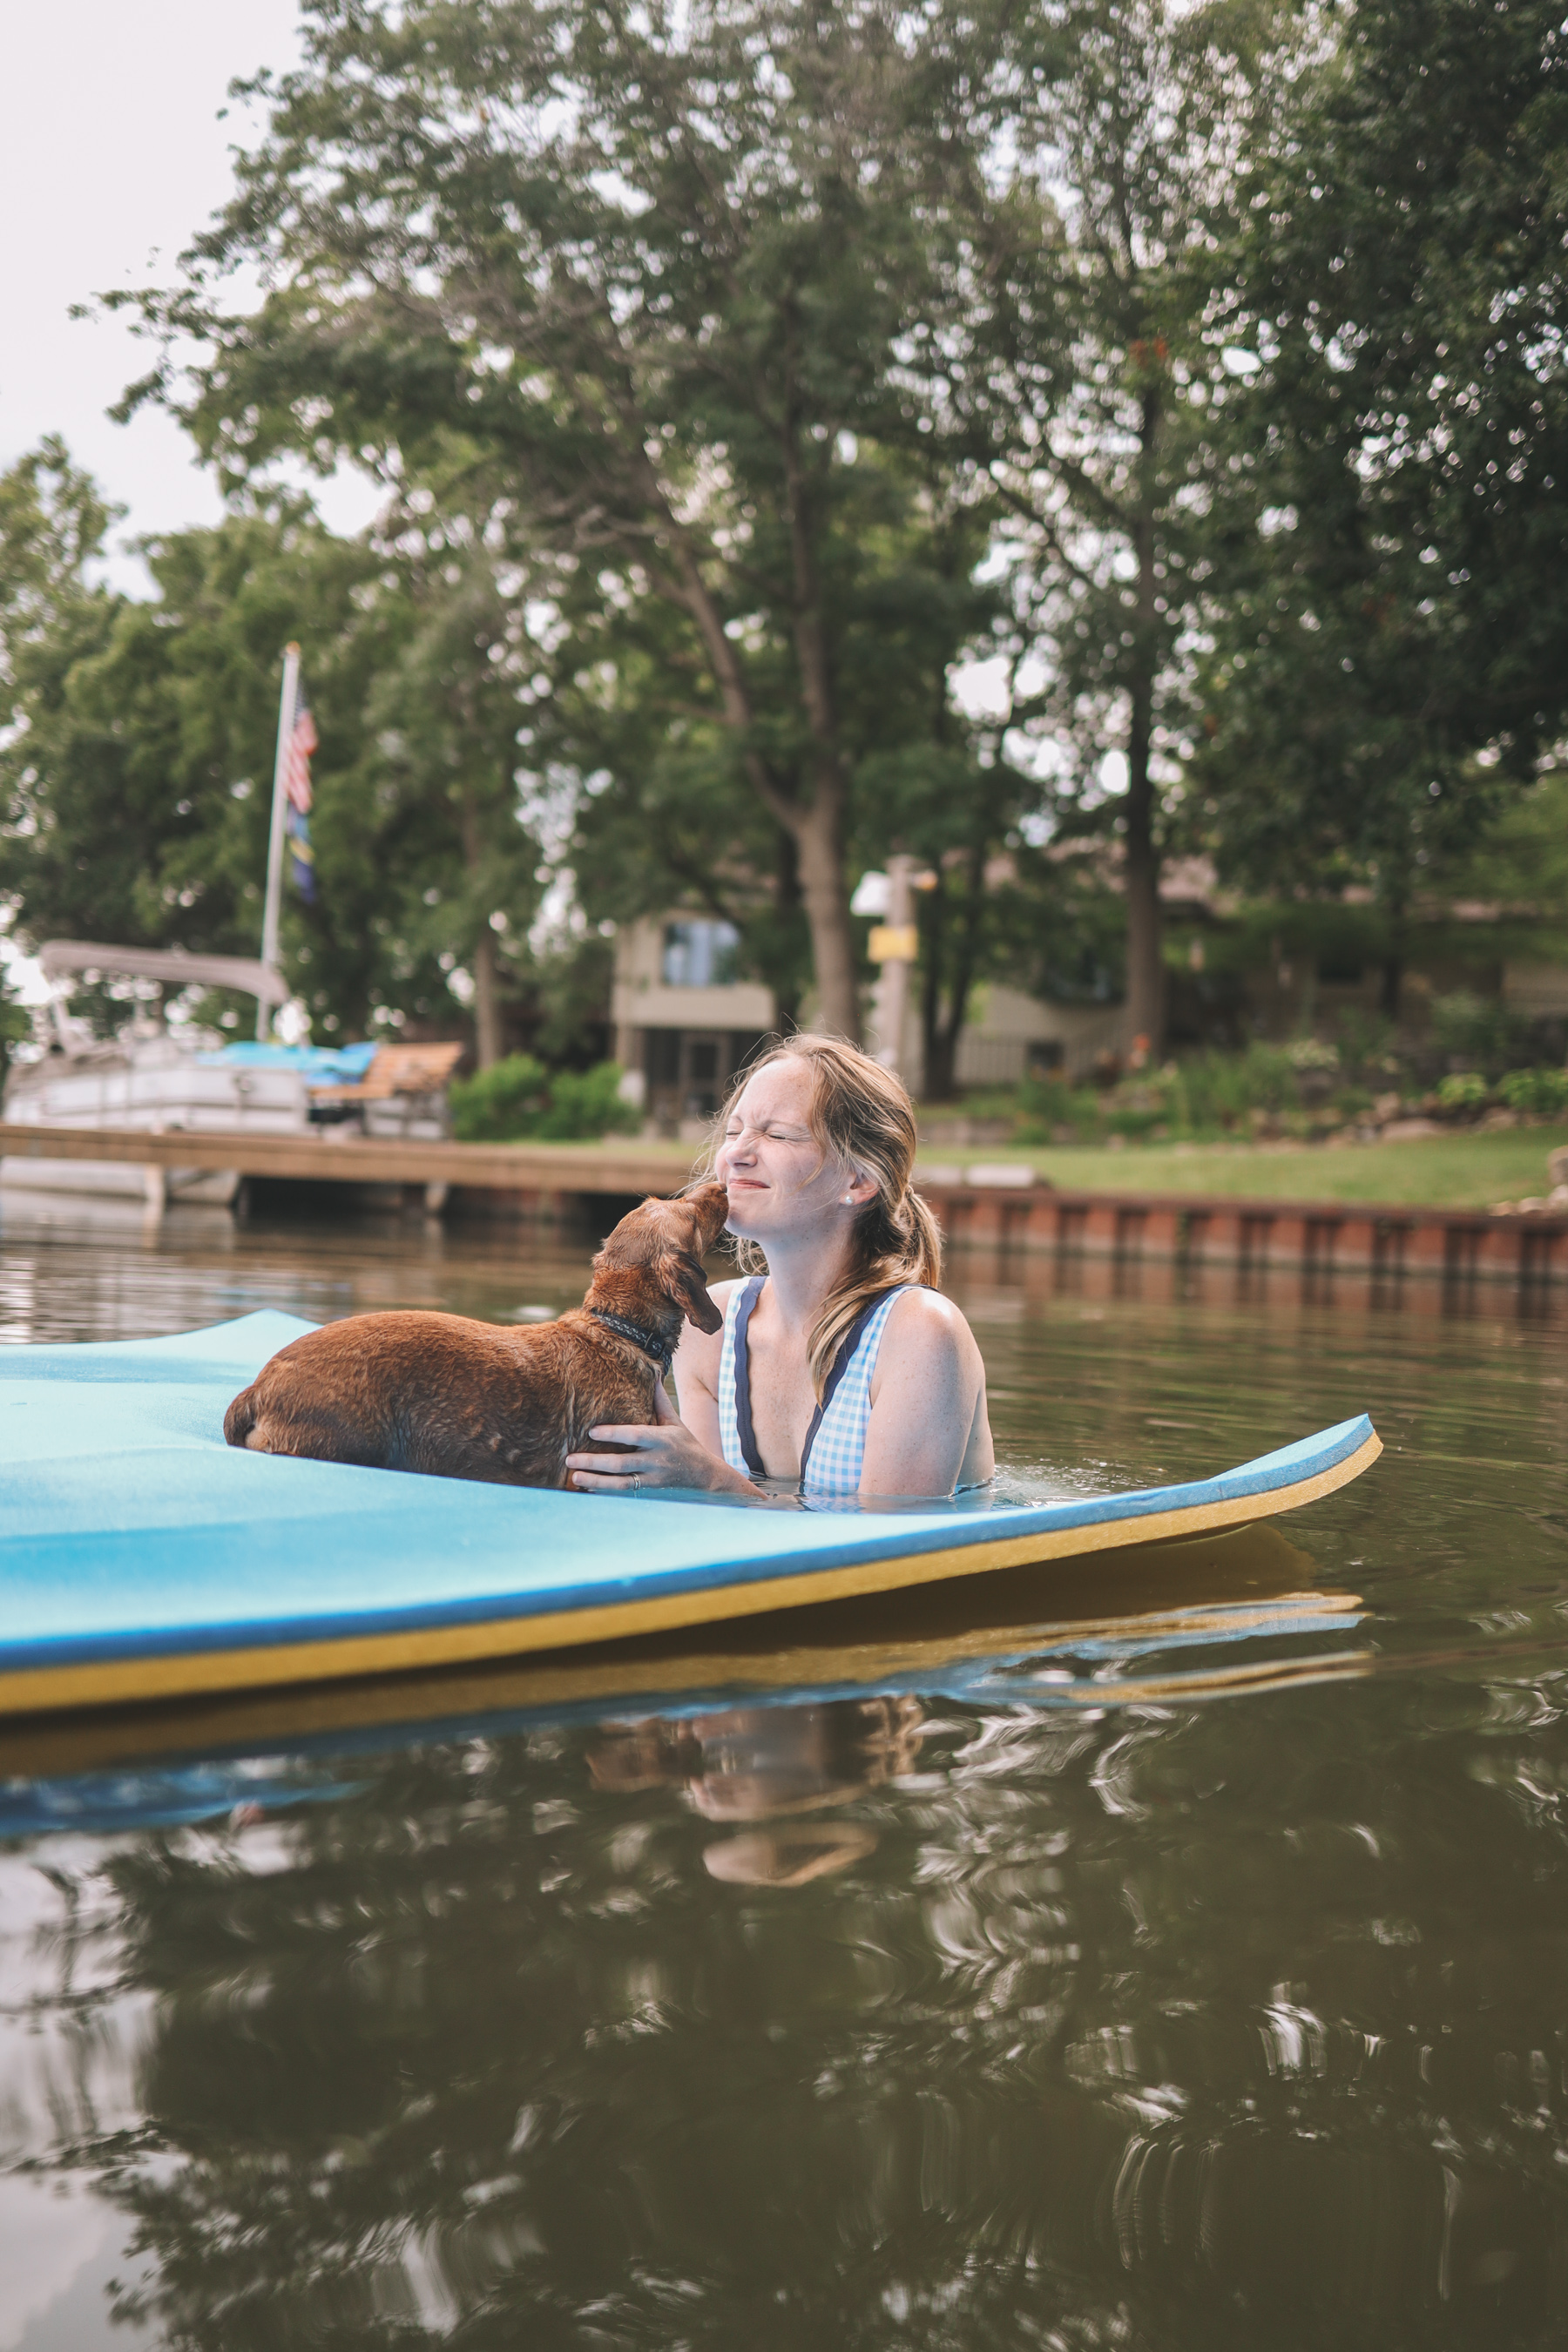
683, 1179, 731, 1245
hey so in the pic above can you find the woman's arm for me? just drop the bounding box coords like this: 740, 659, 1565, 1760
858, 1290, 994, 1499
563, 1280, 762, 1498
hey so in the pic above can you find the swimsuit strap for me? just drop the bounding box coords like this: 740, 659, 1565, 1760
733, 1278, 912, 1487
797, 1291, 899, 1484
729, 1274, 767, 1478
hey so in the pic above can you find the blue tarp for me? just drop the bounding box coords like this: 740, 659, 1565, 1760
0, 1313, 1375, 1696
197, 1041, 380, 1084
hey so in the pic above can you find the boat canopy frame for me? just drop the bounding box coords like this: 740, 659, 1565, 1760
37, 941, 288, 1007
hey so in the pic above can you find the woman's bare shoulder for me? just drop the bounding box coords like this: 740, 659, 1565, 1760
882, 1287, 982, 1361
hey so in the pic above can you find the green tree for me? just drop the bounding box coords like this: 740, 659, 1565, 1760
526, 546, 814, 1030
1192, 0, 1568, 1011
550, 450, 1010, 1077
0, 440, 131, 951
0, 471, 385, 1022
335, 486, 549, 1065
912, 0, 1281, 1051
118, 0, 983, 1044
0, 448, 547, 1053
0, 956, 31, 1078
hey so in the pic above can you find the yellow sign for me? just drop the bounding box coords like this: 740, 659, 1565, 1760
868, 924, 918, 963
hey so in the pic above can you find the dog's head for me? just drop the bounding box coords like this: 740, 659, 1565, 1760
588, 1181, 730, 1335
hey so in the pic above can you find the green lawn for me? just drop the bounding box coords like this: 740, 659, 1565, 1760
495, 1124, 1566, 1209
915, 1126, 1568, 1209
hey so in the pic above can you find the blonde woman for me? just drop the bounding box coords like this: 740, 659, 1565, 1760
565, 1035, 994, 1502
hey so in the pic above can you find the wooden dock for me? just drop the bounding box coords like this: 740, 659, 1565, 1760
1, 1121, 1563, 1285
0, 1121, 687, 1214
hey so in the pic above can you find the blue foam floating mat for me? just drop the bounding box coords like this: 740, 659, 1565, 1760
0, 1312, 1380, 1715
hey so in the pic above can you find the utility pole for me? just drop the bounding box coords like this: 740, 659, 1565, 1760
868, 854, 919, 1079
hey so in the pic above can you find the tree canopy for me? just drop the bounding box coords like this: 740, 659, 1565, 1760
0, 0, 1559, 1061
114, 0, 990, 1043
0, 454, 552, 1054
1192, 0, 1568, 1006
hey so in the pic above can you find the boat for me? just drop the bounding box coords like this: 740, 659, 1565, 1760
0, 943, 453, 1206
0, 1310, 1381, 1720
0, 942, 312, 1205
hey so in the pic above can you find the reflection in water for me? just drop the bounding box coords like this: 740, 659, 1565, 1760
588, 1697, 927, 1884
3, 1659, 1565, 2349
0, 1205, 1565, 2345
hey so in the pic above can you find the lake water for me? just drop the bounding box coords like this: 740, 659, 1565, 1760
0, 1198, 1564, 2351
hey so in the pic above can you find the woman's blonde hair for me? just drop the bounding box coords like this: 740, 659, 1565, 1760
707, 1033, 942, 1399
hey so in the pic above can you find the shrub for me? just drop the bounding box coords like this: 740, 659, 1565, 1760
1240, 1041, 1301, 1113
1437, 1072, 1489, 1114
1286, 1037, 1340, 1072
449, 1055, 550, 1140
450, 1057, 640, 1142
1106, 1101, 1165, 1140
1016, 1071, 1074, 1133
1429, 991, 1528, 1076
1116, 1045, 1301, 1136
1015, 1073, 1104, 1141
531, 1063, 642, 1140
1336, 1010, 1397, 1078
1163, 1053, 1253, 1132
1498, 1066, 1568, 1117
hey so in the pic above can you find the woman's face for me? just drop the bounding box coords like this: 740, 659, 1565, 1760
713, 1061, 871, 1243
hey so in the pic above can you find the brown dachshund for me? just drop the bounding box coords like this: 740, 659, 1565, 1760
222, 1182, 729, 1489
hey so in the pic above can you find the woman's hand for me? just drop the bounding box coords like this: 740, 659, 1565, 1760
564, 1382, 755, 1497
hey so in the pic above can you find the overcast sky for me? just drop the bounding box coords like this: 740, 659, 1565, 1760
0, 0, 375, 593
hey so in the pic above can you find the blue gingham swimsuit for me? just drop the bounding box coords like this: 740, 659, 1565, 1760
716, 1276, 916, 1497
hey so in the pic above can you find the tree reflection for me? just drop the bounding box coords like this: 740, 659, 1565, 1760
13, 1664, 1566, 2350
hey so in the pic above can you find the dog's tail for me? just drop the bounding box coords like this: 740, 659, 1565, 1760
223, 1385, 259, 1449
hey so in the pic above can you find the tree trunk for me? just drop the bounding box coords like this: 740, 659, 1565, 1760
664, 535, 859, 1043
791, 789, 860, 1042
1380, 925, 1404, 1019
473, 924, 502, 1070
931, 838, 989, 1096
1124, 783, 1164, 1050
460, 782, 503, 1070
921, 874, 951, 1098
1125, 426, 1165, 1053
1377, 871, 1411, 1020
777, 382, 862, 1045
770, 826, 804, 1034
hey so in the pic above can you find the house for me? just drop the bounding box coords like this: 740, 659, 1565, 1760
875, 985, 1131, 1091
611, 916, 775, 1131
612, 909, 1129, 1119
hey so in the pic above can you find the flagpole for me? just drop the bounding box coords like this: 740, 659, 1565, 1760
258, 642, 301, 1040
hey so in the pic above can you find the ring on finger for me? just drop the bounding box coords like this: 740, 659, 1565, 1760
632, 1473, 642, 1493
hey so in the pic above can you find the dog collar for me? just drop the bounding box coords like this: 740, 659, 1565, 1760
588, 1308, 674, 1375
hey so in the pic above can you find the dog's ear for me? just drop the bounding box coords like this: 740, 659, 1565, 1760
660, 1246, 723, 1334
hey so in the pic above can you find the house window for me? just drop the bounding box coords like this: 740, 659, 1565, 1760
662, 919, 740, 988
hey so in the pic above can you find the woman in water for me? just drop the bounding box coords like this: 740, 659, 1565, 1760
565, 1033, 994, 1501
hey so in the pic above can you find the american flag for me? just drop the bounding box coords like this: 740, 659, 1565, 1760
284, 691, 318, 902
